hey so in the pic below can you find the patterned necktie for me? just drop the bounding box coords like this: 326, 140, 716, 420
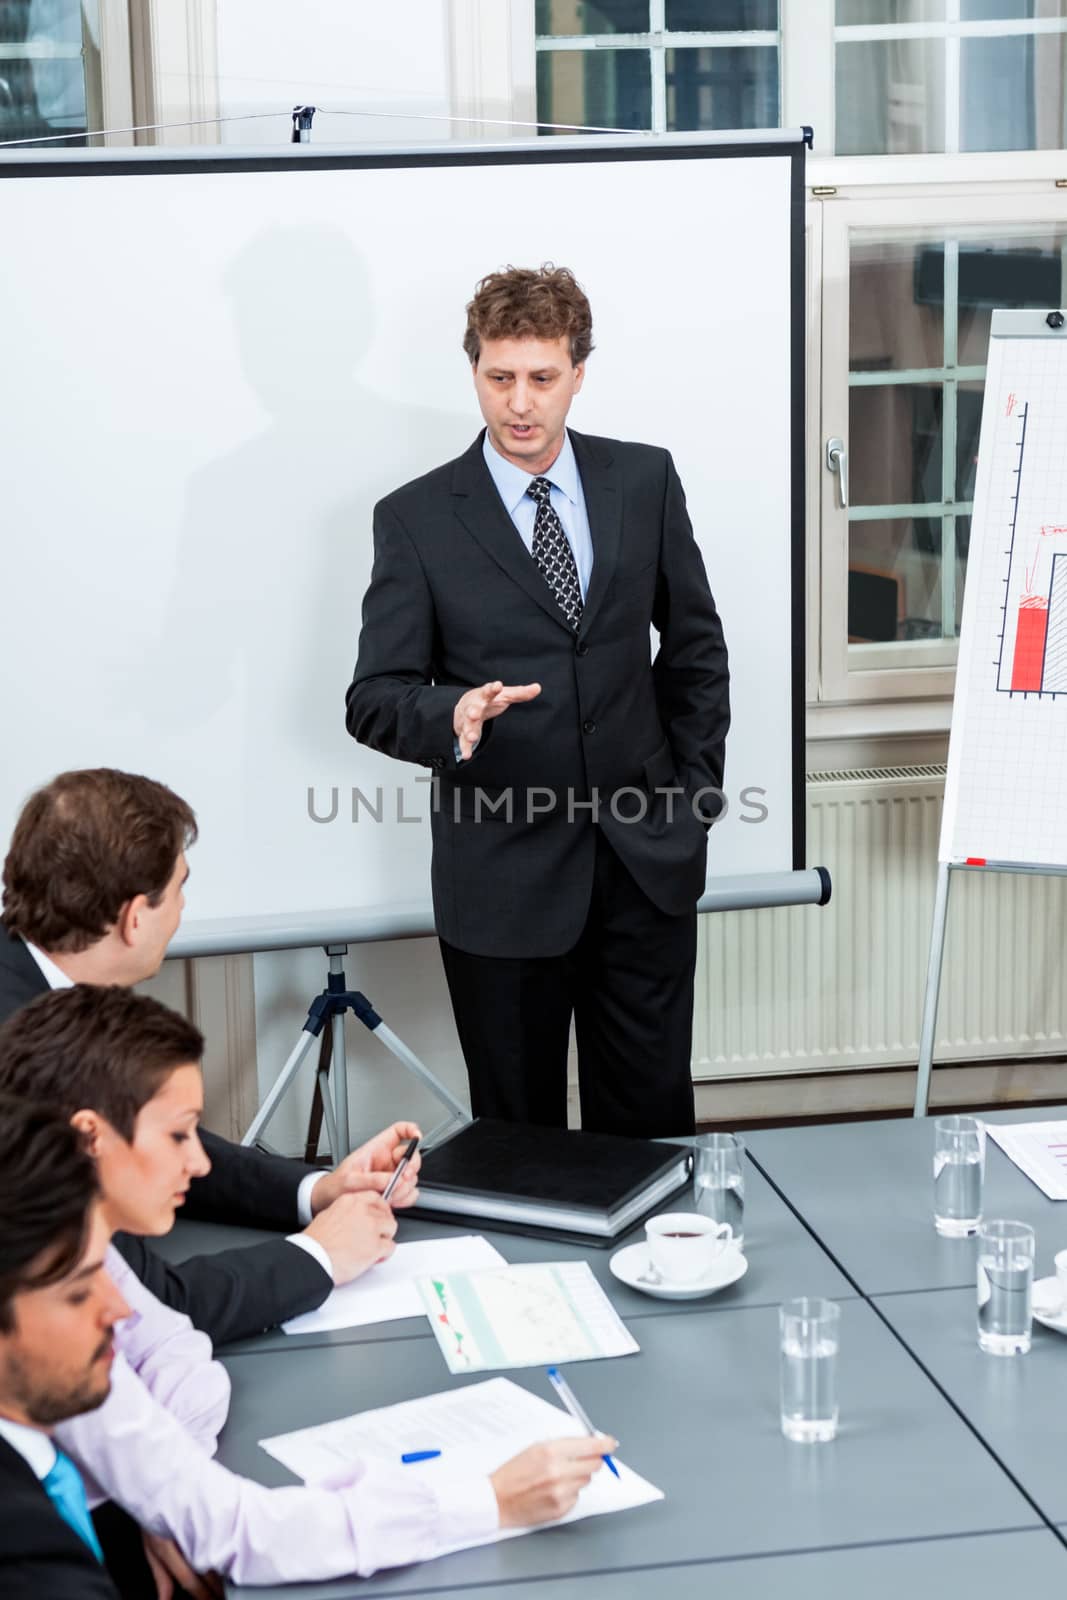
527, 476, 584, 631
42, 1448, 104, 1562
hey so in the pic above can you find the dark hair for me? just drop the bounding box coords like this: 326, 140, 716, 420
463, 264, 594, 367
0, 1093, 98, 1333
0, 986, 204, 1142
2, 768, 197, 953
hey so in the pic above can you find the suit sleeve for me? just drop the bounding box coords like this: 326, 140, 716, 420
345, 498, 466, 767
111, 1232, 331, 1348
184, 1129, 315, 1231
1, 1524, 120, 1600
651, 451, 731, 821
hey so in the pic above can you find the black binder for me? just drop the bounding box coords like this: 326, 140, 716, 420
409, 1119, 692, 1247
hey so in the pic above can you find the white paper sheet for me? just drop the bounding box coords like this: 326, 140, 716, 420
416, 1261, 640, 1373
988, 1121, 1067, 1200
259, 1376, 662, 1552
282, 1236, 507, 1334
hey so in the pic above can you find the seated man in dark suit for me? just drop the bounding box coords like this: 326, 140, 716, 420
0, 1093, 126, 1599
0, 768, 421, 1345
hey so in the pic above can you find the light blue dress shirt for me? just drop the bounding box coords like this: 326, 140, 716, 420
481, 429, 594, 600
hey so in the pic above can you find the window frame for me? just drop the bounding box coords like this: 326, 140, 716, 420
814, 173, 1067, 705
534, 0, 782, 134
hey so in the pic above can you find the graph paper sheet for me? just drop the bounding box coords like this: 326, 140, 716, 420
942, 312, 1067, 867
417, 1262, 639, 1374
988, 1121, 1067, 1200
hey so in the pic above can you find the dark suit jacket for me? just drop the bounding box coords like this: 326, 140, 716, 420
0, 1434, 120, 1599
0, 926, 331, 1345
346, 429, 730, 957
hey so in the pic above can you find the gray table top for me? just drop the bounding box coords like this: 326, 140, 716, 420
873, 1284, 1067, 1524
404, 1531, 1067, 1600
219, 1297, 1039, 1599
158, 1156, 854, 1354
747, 1106, 1067, 1297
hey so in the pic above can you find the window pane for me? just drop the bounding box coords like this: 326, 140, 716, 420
666, 45, 778, 128
956, 241, 1063, 365
849, 384, 943, 507
848, 518, 944, 642
961, 0, 1066, 19
960, 33, 1067, 152
837, 0, 944, 22
956, 382, 984, 504
845, 226, 1067, 664
665, 0, 778, 27
0, 0, 98, 146
836, 38, 945, 153
535, 0, 649, 34
537, 47, 651, 131
850, 241, 945, 374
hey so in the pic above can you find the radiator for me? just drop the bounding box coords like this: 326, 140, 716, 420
693, 765, 1067, 1078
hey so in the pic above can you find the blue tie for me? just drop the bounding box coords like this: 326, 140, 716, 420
42, 1448, 104, 1562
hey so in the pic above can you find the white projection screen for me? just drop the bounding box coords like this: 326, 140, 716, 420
0, 132, 808, 956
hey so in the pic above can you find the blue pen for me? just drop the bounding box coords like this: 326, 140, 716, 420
400, 1450, 441, 1464
546, 1367, 620, 1479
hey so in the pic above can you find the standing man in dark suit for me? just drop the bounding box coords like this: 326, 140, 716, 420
0, 1095, 125, 1599
347, 266, 729, 1138
0, 768, 421, 1345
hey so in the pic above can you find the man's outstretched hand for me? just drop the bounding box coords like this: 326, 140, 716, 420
453, 681, 542, 761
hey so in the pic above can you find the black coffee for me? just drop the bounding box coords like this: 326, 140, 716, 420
662, 1231, 702, 1238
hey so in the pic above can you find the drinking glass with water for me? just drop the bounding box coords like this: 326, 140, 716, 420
933, 1115, 985, 1237
779, 1298, 840, 1443
977, 1220, 1034, 1355
694, 1132, 745, 1247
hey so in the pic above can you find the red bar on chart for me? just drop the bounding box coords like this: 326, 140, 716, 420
1011, 597, 1049, 691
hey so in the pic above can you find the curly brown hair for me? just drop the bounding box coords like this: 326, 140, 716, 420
2, 769, 197, 953
463, 264, 594, 367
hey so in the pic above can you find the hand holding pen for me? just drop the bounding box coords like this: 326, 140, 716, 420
547, 1366, 620, 1477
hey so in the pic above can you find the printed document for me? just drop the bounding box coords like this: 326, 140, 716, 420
260, 1376, 662, 1551
988, 1121, 1067, 1200
283, 1236, 506, 1334
417, 1261, 640, 1373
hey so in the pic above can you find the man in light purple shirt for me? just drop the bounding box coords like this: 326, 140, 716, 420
0, 986, 617, 1589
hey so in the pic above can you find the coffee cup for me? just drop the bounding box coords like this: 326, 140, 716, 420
1055, 1247, 1067, 1311
645, 1211, 733, 1283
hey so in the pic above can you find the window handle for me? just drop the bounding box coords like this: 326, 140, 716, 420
826, 436, 848, 509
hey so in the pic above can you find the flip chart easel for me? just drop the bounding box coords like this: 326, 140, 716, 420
914, 308, 1067, 1116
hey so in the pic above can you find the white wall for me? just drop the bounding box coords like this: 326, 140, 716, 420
214, 0, 453, 146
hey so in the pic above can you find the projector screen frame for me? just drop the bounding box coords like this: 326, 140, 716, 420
0, 129, 809, 958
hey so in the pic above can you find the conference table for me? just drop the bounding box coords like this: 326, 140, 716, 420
155, 1107, 1067, 1597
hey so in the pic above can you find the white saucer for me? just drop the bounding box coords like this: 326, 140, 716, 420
1031, 1276, 1067, 1334
609, 1240, 748, 1300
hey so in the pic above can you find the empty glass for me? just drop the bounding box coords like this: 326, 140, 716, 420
694, 1132, 745, 1247
779, 1298, 840, 1443
977, 1220, 1034, 1356
933, 1115, 985, 1236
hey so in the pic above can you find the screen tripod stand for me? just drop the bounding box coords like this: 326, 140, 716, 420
240, 943, 469, 1157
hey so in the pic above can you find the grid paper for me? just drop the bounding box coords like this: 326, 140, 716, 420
942, 322, 1067, 867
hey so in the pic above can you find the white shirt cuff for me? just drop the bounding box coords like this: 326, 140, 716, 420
431, 1472, 500, 1547
296, 1170, 325, 1226
285, 1232, 335, 1285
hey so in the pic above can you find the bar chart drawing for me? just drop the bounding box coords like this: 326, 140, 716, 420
994, 403, 1067, 697
943, 314, 1067, 871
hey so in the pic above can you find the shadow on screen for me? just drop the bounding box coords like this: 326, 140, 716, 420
146, 223, 472, 757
